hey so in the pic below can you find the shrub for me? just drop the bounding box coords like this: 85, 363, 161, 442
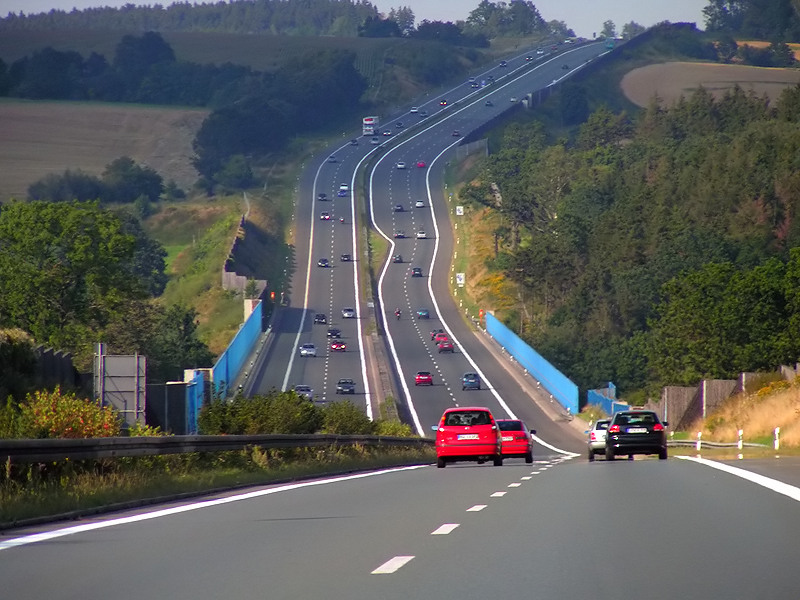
321, 401, 374, 435
198, 390, 323, 435
373, 420, 415, 437
17, 386, 121, 438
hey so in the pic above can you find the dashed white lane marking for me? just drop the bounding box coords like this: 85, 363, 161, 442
521, 476, 532, 480
490, 491, 507, 498
466, 504, 487, 512
431, 523, 460, 535
508, 482, 522, 488
372, 555, 415, 574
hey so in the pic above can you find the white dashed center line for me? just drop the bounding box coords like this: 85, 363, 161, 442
466, 504, 487, 512
490, 491, 507, 498
372, 555, 415, 574
508, 482, 522, 488
521, 476, 532, 480
431, 523, 460, 535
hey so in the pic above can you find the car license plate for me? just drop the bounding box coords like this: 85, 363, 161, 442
458, 434, 479, 440
627, 427, 647, 433
502, 436, 513, 441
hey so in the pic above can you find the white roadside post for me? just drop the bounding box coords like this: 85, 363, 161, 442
738, 429, 744, 460
775, 427, 780, 452
696, 431, 702, 453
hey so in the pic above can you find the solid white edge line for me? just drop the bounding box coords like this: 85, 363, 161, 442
677, 456, 800, 502
372, 555, 415, 574
0, 465, 429, 552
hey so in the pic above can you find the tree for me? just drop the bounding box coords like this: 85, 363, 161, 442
102, 156, 163, 203
215, 155, 254, 189
621, 21, 646, 39
388, 6, 415, 34
601, 20, 616, 39
113, 31, 176, 98
0, 201, 148, 363
27, 169, 104, 202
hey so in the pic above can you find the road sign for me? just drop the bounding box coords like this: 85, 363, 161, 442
456, 206, 464, 216
456, 273, 465, 287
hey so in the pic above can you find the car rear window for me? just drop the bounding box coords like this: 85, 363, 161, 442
595, 421, 609, 430
615, 413, 657, 426
444, 411, 491, 426
497, 421, 523, 431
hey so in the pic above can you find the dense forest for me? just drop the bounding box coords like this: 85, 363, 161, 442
704, 0, 800, 41
466, 24, 800, 401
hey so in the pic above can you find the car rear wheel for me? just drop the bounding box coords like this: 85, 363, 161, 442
588, 450, 594, 462
659, 448, 668, 460
525, 451, 533, 464
605, 446, 615, 461
437, 457, 446, 468
493, 455, 503, 466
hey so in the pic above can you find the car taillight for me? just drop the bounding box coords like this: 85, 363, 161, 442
608, 424, 620, 433
653, 423, 664, 432
590, 432, 597, 441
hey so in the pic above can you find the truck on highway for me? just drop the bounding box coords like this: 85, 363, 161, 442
362, 115, 380, 136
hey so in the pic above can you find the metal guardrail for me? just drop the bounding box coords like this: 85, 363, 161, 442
667, 440, 768, 449
0, 435, 434, 464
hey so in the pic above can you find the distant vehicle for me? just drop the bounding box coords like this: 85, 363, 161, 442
437, 340, 455, 353
362, 115, 380, 136
327, 328, 341, 338
440, 99, 448, 106
410, 106, 419, 113
396, 161, 406, 169
499, 60, 507, 67
330, 340, 347, 352
340, 253, 352, 262
497, 419, 535, 463
396, 121, 404, 128
587, 419, 610, 461
462, 372, 481, 390
392, 254, 403, 263
452, 130, 460, 137
433, 332, 449, 344
371, 137, 380, 145
393, 204, 404, 212
320, 212, 331, 220
525, 55, 533, 61
562, 64, 570, 70
416, 308, 430, 319
317, 192, 328, 201
537, 47, 544, 55
411, 267, 423, 277
419, 110, 428, 117
432, 407, 503, 468
416, 161, 426, 168
415, 200, 424, 208
313, 313, 327, 324
382, 130, 392, 136
337, 189, 348, 197
485, 100, 493, 107
342, 307, 356, 318
339, 183, 349, 192
606, 410, 668, 461
430, 328, 444, 340
293, 384, 313, 400
327, 155, 336, 163
416, 231, 427, 239
336, 378, 356, 394
415, 371, 433, 386
510, 96, 518, 102
317, 258, 330, 267
350, 139, 359, 146
299, 343, 317, 357
394, 230, 406, 238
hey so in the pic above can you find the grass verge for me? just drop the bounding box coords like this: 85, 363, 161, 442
0, 445, 435, 529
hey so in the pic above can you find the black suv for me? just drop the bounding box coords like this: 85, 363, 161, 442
606, 410, 668, 461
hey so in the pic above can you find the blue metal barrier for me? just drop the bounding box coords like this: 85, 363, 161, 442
485, 313, 578, 414
587, 382, 628, 416
211, 300, 263, 399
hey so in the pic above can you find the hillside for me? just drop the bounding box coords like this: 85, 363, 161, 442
0, 101, 207, 201
621, 62, 800, 107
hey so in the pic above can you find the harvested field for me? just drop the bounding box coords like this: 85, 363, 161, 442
620, 62, 800, 108
0, 100, 207, 201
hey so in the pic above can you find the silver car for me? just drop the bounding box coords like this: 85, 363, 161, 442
293, 385, 313, 400
587, 419, 610, 461
341, 307, 356, 318
299, 343, 317, 357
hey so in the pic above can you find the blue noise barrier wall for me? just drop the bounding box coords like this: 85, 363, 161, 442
485, 313, 578, 414
212, 301, 264, 399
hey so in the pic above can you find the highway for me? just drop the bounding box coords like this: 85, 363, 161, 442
4, 456, 800, 598
249, 41, 606, 453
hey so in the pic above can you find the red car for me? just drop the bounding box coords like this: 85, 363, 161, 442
416, 160, 426, 168
433, 407, 503, 468
496, 419, 536, 463
415, 371, 433, 385
433, 332, 449, 344
330, 341, 347, 352
437, 341, 454, 353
